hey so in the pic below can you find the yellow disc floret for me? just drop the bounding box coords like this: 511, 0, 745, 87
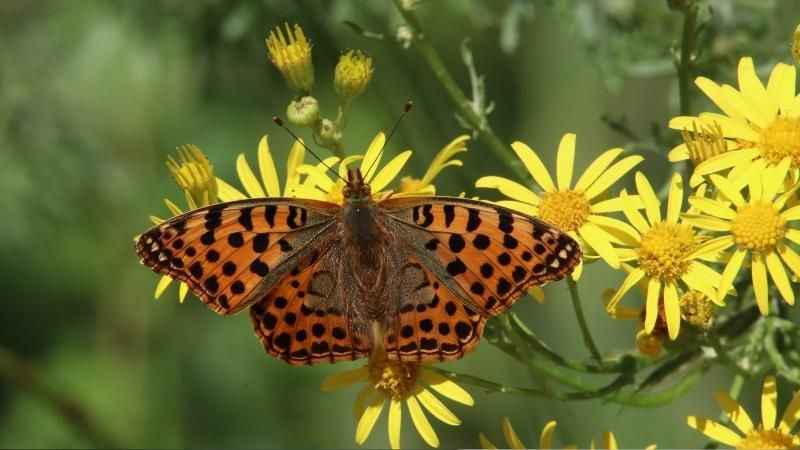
537, 190, 591, 232
759, 116, 800, 166
679, 291, 714, 329
737, 428, 795, 450
730, 201, 786, 252
368, 351, 418, 400
638, 222, 696, 281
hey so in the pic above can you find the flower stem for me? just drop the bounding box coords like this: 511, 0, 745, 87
567, 277, 604, 364
676, 2, 697, 116
391, 1, 526, 181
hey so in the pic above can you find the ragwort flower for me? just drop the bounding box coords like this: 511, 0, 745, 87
688, 376, 800, 449
684, 159, 800, 314
606, 173, 725, 339
479, 417, 655, 449
669, 57, 799, 179
266, 23, 314, 93
321, 350, 473, 449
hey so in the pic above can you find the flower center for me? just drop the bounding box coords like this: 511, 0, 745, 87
730, 201, 786, 252
679, 291, 715, 329
367, 353, 418, 400
638, 222, 696, 281
736, 428, 795, 450
759, 116, 800, 166
681, 121, 728, 165
537, 190, 591, 232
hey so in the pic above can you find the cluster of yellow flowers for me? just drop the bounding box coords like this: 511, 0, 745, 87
144, 21, 800, 450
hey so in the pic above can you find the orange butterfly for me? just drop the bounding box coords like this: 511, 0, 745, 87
137, 155, 580, 366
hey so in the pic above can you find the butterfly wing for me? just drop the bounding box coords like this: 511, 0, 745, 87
379, 196, 581, 361
249, 242, 372, 365
136, 198, 339, 315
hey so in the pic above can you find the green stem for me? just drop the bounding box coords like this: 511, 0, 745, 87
0, 347, 118, 448
677, 2, 698, 116
568, 278, 604, 364
391, 0, 526, 181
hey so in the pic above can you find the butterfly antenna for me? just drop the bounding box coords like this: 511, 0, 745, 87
364, 100, 413, 178
272, 116, 348, 184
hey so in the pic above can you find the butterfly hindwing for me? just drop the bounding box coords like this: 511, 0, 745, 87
382, 197, 581, 316
249, 243, 372, 365
136, 198, 339, 314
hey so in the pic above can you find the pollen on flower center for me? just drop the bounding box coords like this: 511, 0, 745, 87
730, 201, 786, 252
537, 190, 590, 232
736, 428, 795, 450
637, 222, 696, 281
759, 116, 800, 166
367, 353, 418, 400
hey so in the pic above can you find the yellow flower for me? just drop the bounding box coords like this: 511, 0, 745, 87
669, 57, 799, 178
321, 350, 473, 449
687, 376, 800, 449
479, 417, 654, 450
266, 23, 314, 93
397, 135, 470, 196
603, 284, 667, 358
683, 159, 800, 314
215, 135, 310, 201
606, 172, 725, 340
476, 133, 644, 275
334, 50, 374, 100
166, 144, 218, 207
297, 132, 414, 204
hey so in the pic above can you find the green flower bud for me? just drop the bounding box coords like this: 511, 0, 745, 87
287, 96, 320, 127
316, 118, 342, 147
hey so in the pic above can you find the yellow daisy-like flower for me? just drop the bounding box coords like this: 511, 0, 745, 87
479, 417, 655, 450
687, 376, 800, 449
151, 144, 220, 302
297, 132, 417, 204
215, 135, 310, 201
265, 23, 314, 93
606, 172, 725, 340
397, 135, 470, 196
475, 133, 644, 275
321, 350, 473, 449
669, 57, 799, 179
684, 158, 800, 314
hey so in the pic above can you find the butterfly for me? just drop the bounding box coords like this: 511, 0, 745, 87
136, 167, 581, 365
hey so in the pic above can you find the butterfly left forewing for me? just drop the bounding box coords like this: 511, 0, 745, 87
136, 198, 339, 314
381, 197, 581, 317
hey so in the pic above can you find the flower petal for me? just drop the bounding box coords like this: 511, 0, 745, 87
620, 190, 650, 233
388, 398, 402, 450
687, 235, 734, 261
574, 147, 624, 191
737, 57, 771, 117
606, 268, 645, 313
556, 133, 576, 190
320, 366, 369, 391
682, 214, 732, 232
786, 229, 800, 246
419, 370, 474, 406
587, 215, 640, 246
714, 391, 754, 434
501, 417, 525, 450
694, 148, 761, 178
591, 194, 643, 214
479, 433, 497, 450
778, 244, 800, 278
663, 282, 680, 340
417, 388, 461, 426
694, 76, 745, 121
752, 253, 769, 315
687, 197, 736, 220
539, 420, 557, 450
602, 431, 618, 450
355, 390, 385, 445
578, 222, 620, 268
666, 173, 684, 224
297, 164, 335, 192
709, 174, 745, 207
154, 275, 173, 299
767, 63, 797, 112
718, 249, 746, 303
475, 176, 540, 204
668, 143, 690, 162
370, 150, 412, 193
361, 133, 386, 182
687, 416, 743, 446
215, 177, 248, 201
236, 154, 266, 198
766, 251, 794, 305
635, 172, 661, 225
762, 376, 778, 430
178, 282, 188, 303
778, 390, 800, 433
257, 135, 281, 197
644, 278, 662, 333
510, 141, 556, 192
583, 155, 644, 201
683, 262, 725, 304
495, 200, 538, 215
407, 396, 439, 448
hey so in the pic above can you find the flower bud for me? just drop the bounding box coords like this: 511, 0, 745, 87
286, 96, 320, 127
316, 118, 342, 147
680, 291, 714, 330
166, 144, 217, 206
266, 23, 314, 93
334, 50, 373, 100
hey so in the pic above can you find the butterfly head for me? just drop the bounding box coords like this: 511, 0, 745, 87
343, 168, 371, 202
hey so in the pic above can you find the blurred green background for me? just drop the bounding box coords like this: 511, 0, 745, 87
1, 0, 797, 448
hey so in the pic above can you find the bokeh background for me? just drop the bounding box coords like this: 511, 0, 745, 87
2, 0, 798, 448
